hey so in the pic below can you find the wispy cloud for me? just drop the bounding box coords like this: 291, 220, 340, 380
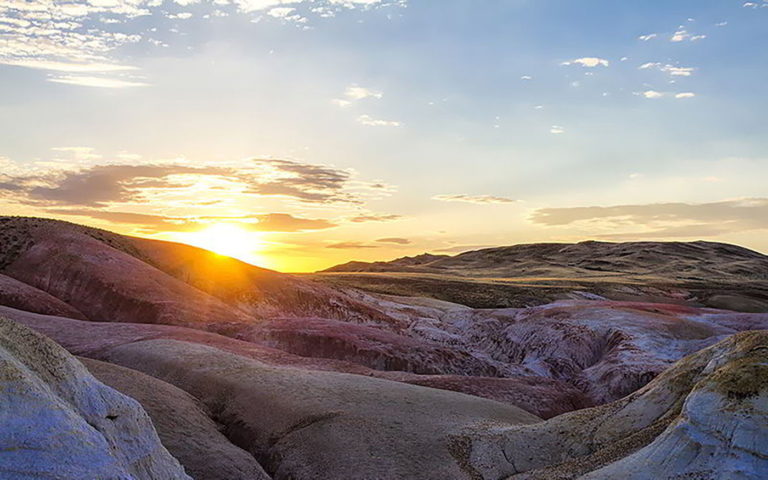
376, 237, 411, 244
249, 213, 336, 231
345, 85, 383, 100
50, 209, 337, 233
326, 241, 379, 249
48, 75, 149, 88
436, 244, 494, 253
433, 194, 515, 204
2, 60, 139, 73
248, 159, 355, 203
639, 63, 695, 77
0, 164, 231, 207
348, 213, 402, 223
531, 198, 768, 238
636, 90, 695, 100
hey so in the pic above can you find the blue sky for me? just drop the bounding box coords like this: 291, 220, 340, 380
1, 0, 767, 271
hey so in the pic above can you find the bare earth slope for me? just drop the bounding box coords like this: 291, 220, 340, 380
102, 338, 540, 480
0, 217, 249, 328
0, 216, 399, 331
1, 305, 586, 419
0, 272, 86, 319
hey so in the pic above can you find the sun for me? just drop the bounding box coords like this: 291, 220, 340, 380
183, 223, 264, 265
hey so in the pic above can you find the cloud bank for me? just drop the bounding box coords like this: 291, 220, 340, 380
531, 199, 768, 238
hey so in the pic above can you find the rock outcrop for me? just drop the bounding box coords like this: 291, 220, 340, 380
0, 316, 190, 480
461, 331, 768, 479
398, 299, 768, 404
244, 316, 503, 376
82, 358, 270, 480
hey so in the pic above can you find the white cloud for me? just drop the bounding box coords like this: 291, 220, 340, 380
168, 12, 193, 19
675, 92, 696, 99
670, 29, 707, 42
233, 0, 390, 13
345, 85, 383, 100
357, 114, 401, 127
639, 63, 695, 77
638, 33, 657, 41
333, 84, 383, 108
0, 0, 146, 87
329, 0, 385, 6
550, 125, 565, 134
332, 98, 352, 108
48, 75, 149, 88
670, 29, 687, 42
0, 0, 406, 86
640, 90, 665, 99
561, 57, 609, 68
268, 7, 297, 17
231, 0, 295, 13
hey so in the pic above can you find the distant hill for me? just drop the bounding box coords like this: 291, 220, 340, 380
324, 240, 768, 282
317, 240, 768, 311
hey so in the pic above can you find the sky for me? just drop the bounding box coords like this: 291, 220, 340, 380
1, 0, 767, 272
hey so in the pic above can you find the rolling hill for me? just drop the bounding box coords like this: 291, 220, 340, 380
1, 216, 767, 479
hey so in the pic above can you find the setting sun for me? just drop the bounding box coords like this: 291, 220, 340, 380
179, 224, 265, 265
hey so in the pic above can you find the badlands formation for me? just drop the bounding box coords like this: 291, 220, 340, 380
0, 216, 766, 479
